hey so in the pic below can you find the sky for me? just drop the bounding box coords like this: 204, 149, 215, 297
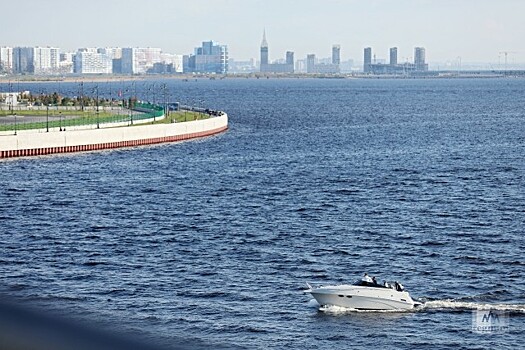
3, 0, 524, 64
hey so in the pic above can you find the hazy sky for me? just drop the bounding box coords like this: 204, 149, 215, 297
3, 0, 524, 63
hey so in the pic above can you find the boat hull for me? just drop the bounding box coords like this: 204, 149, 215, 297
308, 285, 415, 311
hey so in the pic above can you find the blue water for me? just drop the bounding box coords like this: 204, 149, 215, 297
1, 78, 524, 349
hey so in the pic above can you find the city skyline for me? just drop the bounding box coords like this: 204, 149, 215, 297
2, 0, 524, 65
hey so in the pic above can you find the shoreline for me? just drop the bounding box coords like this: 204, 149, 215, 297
1, 72, 524, 83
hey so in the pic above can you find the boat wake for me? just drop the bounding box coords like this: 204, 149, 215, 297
418, 299, 525, 314
308, 298, 525, 315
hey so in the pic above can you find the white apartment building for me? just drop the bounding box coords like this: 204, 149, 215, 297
74, 49, 112, 74
0, 47, 13, 73
11, 46, 59, 74
33, 47, 60, 74
3, 45, 183, 75
121, 47, 162, 74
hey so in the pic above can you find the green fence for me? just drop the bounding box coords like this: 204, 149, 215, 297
0, 104, 164, 132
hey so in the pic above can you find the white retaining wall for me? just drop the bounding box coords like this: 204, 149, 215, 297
0, 114, 228, 154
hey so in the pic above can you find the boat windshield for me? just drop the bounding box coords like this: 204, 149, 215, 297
353, 280, 390, 288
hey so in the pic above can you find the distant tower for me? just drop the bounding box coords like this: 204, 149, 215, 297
363, 47, 372, 73
414, 47, 427, 71
260, 30, 269, 69
286, 51, 294, 64
332, 45, 340, 65
389, 47, 398, 66
306, 54, 316, 73
285, 51, 294, 73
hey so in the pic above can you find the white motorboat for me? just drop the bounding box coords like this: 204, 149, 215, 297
306, 279, 420, 311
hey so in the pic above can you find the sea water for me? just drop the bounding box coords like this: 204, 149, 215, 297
1, 78, 524, 349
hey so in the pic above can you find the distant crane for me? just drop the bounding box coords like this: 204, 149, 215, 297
498, 51, 518, 75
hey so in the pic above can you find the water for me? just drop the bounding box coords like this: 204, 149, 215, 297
1, 78, 524, 349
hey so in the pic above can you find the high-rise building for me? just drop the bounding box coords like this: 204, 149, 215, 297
121, 47, 162, 74
306, 54, 316, 73
364, 46, 429, 75
332, 45, 340, 65
363, 47, 372, 73
33, 47, 59, 74
286, 51, 294, 66
13, 47, 35, 74
260, 30, 269, 67
186, 41, 228, 74
198, 41, 228, 74
389, 47, 398, 66
414, 47, 427, 71
12, 47, 59, 74
182, 55, 191, 73
0, 47, 13, 73
121, 48, 135, 74
74, 49, 112, 74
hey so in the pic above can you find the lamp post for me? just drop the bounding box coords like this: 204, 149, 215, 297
129, 83, 134, 125
59, 111, 63, 131
8, 81, 12, 114
128, 89, 133, 126
162, 83, 168, 119
95, 85, 100, 129
14, 113, 17, 135
46, 104, 50, 132
80, 81, 84, 112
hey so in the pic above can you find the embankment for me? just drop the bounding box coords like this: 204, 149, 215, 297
0, 113, 227, 159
